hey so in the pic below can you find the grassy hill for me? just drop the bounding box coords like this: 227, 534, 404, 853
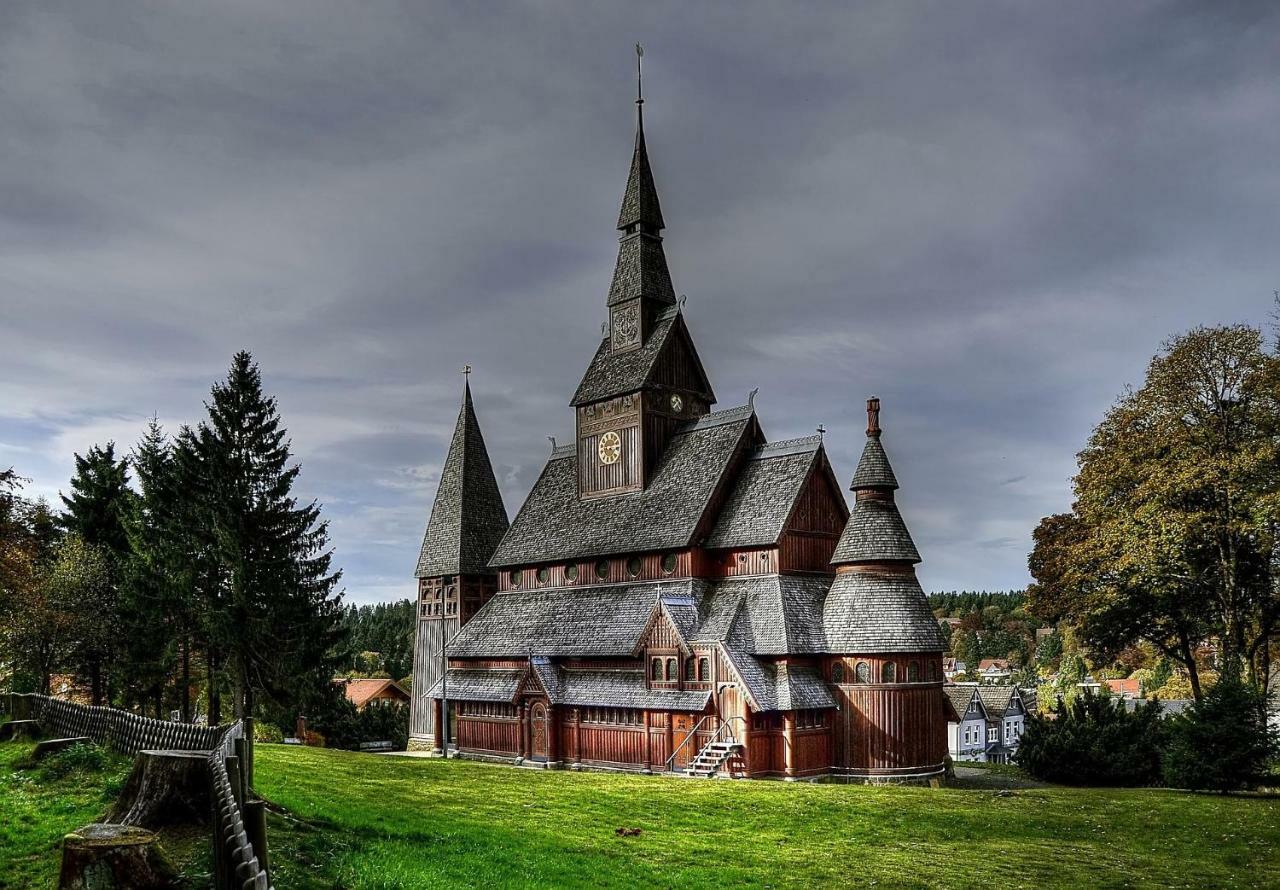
3, 739, 1276, 889
256, 746, 1279, 889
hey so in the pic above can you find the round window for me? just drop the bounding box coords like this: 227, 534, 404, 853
536, 567, 550, 584
595, 559, 610, 580
509, 569, 523, 587
661, 553, 678, 574
626, 557, 642, 577
564, 564, 579, 582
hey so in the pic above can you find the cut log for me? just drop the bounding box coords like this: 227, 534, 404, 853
58, 823, 178, 889
34, 737, 92, 759
0, 719, 40, 742
109, 749, 211, 828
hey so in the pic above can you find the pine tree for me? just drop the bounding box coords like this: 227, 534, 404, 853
58, 443, 136, 703
120, 419, 181, 717
198, 352, 345, 748
1162, 661, 1278, 791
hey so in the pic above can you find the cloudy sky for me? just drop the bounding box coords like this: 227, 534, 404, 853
2, 3, 1277, 604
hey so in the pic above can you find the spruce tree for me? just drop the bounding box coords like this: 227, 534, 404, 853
198, 352, 344, 750
58, 443, 135, 703
120, 419, 182, 716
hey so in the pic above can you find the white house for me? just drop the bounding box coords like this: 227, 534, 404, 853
944, 685, 987, 762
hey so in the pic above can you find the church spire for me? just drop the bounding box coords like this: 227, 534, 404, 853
831, 398, 919, 566
617, 45, 665, 233
415, 370, 510, 578
607, 45, 675, 329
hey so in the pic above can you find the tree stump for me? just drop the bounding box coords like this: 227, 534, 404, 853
58, 823, 178, 889
34, 737, 91, 759
109, 750, 211, 828
0, 719, 40, 742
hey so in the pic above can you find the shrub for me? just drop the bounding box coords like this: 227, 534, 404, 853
35, 742, 110, 781
1162, 665, 1278, 792
254, 721, 284, 744
1015, 692, 1164, 786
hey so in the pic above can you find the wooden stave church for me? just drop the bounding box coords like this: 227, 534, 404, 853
408, 92, 948, 782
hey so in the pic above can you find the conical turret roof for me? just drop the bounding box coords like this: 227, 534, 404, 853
415, 379, 510, 578
831, 398, 918, 566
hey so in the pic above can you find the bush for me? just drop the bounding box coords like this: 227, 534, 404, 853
254, 721, 284, 744
1162, 666, 1278, 792
34, 742, 110, 781
1015, 692, 1164, 786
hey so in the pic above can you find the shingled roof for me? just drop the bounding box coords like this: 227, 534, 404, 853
415, 381, 510, 578
830, 497, 920, 564
706, 437, 845, 549
691, 575, 829, 655
617, 110, 664, 231
822, 570, 947, 653
849, 436, 899, 490
488, 406, 755, 566
571, 307, 713, 406
607, 232, 676, 308
944, 684, 982, 720
447, 581, 698, 658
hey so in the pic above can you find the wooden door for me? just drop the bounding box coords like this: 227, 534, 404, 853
530, 702, 548, 761
671, 714, 695, 769
718, 684, 744, 739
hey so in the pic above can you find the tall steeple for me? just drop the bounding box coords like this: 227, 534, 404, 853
607, 44, 676, 354
415, 373, 510, 578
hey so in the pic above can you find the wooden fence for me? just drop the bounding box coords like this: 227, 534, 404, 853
7, 693, 271, 890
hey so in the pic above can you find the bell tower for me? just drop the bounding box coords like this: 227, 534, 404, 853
570, 47, 715, 499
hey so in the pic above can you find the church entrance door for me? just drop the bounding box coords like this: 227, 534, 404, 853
530, 702, 548, 761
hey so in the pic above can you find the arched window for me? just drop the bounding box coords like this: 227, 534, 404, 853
855, 661, 870, 684
684, 658, 696, 681
881, 662, 896, 684
651, 658, 662, 681
698, 657, 709, 681
665, 658, 677, 681
928, 660, 939, 680
831, 662, 845, 684
907, 661, 920, 683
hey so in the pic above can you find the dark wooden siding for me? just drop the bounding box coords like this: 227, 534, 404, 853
828, 654, 946, 775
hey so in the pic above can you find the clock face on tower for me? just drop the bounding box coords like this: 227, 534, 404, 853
598, 430, 622, 465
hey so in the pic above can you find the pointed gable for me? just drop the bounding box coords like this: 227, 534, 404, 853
415, 381, 510, 578
572, 308, 714, 407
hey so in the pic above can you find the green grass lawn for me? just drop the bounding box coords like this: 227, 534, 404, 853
255, 745, 1280, 890
0, 740, 132, 889
0, 741, 209, 889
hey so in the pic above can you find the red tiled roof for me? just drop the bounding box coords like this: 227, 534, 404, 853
1105, 678, 1142, 697
977, 659, 1010, 671
338, 678, 410, 709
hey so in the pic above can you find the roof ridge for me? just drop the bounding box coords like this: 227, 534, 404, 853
751, 435, 821, 459
679, 404, 753, 432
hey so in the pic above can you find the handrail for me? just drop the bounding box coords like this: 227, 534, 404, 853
663, 715, 748, 772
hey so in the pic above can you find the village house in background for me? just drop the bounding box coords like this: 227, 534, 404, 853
943, 684, 1032, 764
975, 659, 1013, 684
407, 82, 949, 782
338, 678, 411, 711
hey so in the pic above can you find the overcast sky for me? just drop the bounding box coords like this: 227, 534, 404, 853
2, 3, 1277, 605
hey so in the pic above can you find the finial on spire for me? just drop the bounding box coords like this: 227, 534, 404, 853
866, 397, 881, 437
817, 424, 826, 438
748, 388, 759, 411
463, 364, 472, 378
635, 43, 644, 107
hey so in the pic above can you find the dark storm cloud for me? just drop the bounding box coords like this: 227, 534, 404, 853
3, 2, 1278, 603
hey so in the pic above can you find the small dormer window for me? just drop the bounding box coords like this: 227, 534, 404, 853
626, 557, 642, 578
651, 658, 662, 681
684, 659, 696, 681
661, 553, 678, 574
665, 658, 677, 681
595, 559, 610, 580
509, 570, 523, 587
536, 567, 550, 585
698, 657, 709, 681
565, 564, 579, 582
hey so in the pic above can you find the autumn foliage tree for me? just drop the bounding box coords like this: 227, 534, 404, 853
1028, 325, 1280, 700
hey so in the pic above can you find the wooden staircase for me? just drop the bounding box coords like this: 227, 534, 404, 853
685, 739, 744, 778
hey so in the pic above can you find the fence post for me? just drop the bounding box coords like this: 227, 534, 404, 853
244, 716, 255, 790
234, 736, 250, 804
225, 754, 244, 808
243, 799, 270, 884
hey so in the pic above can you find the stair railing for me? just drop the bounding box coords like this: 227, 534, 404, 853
663, 714, 714, 772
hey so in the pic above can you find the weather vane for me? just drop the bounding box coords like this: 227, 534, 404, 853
636, 43, 644, 106
462, 364, 471, 378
